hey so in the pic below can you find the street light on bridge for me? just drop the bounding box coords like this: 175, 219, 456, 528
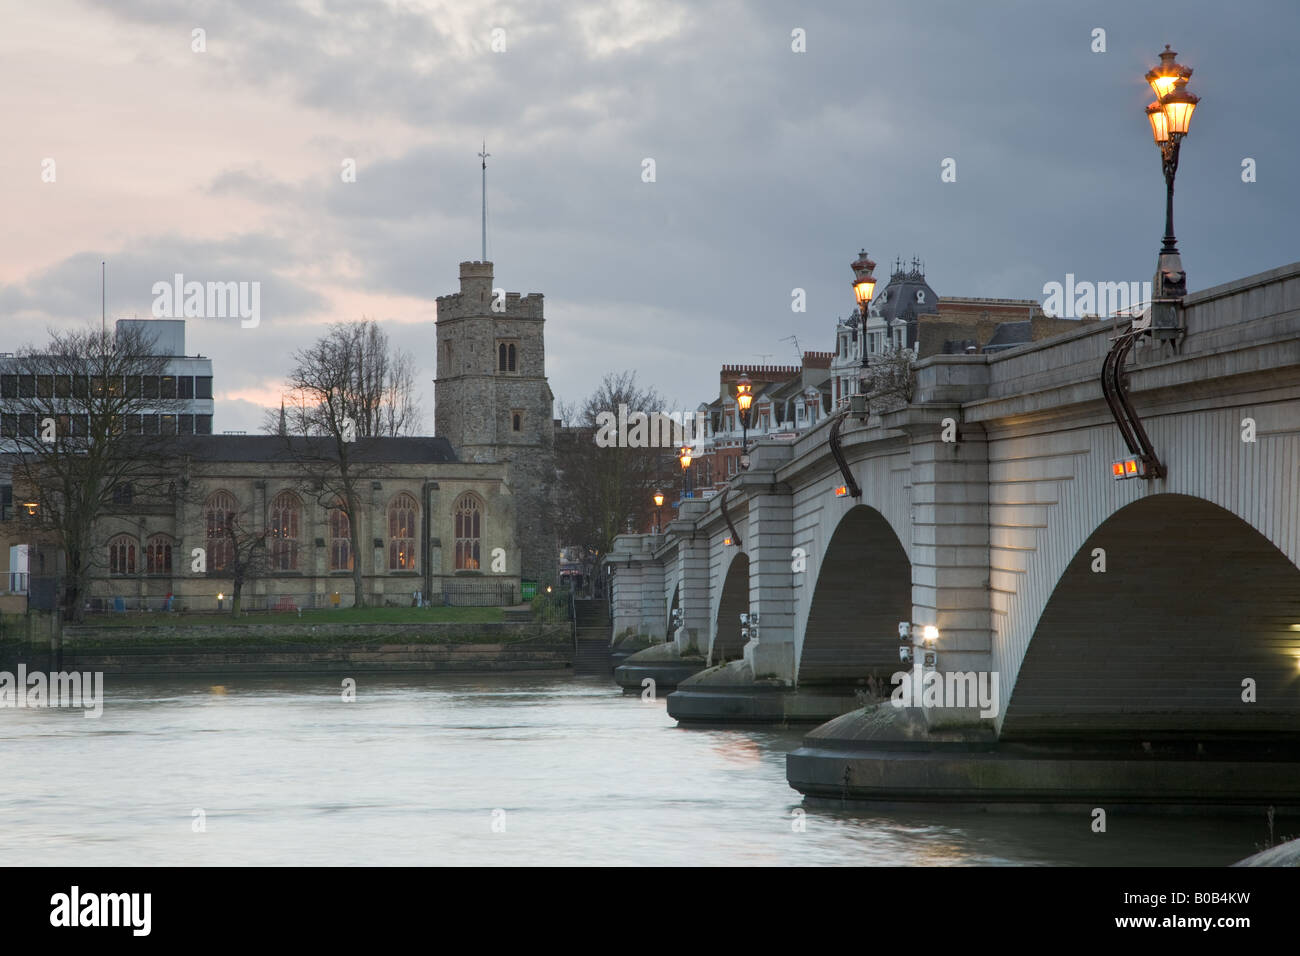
678, 444, 694, 499
652, 490, 665, 533
851, 250, 878, 408
735, 372, 754, 468
1144, 45, 1200, 301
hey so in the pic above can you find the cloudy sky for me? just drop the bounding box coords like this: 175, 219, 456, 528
2, 0, 1295, 433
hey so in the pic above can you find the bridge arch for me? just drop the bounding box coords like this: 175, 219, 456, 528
797, 504, 912, 688
710, 549, 750, 664
1001, 493, 1300, 739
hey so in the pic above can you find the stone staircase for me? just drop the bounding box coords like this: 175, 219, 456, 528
572, 599, 613, 674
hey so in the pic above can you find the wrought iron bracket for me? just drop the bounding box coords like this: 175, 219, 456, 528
719, 487, 742, 548
828, 411, 862, 498
1100, 327, 1166, 480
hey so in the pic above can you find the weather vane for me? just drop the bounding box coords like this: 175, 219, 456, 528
478, 141, 490, 261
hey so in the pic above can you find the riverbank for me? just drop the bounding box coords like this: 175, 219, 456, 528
0, 611, 573, 676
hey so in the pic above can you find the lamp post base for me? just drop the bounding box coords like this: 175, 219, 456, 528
1154, 249, 1186, 300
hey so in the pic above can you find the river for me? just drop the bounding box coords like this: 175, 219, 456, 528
0, 674, 1276, 866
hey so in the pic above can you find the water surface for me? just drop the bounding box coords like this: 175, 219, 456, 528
0, 674, 1277, 866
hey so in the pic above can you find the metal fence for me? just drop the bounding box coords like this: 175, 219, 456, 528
441, 578, 518, 607
530, 588, 571, 624
26, 578, 528, 614
80, 591, 348, 614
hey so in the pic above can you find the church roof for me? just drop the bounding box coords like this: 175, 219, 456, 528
173, 434, 459, 463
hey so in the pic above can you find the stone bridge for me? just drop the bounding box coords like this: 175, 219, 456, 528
607, 262, 1300, 771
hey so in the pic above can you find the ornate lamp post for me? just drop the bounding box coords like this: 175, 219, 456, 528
678, 444, 693, 499
735, 372, 754, 468
1144, 45, 1200, 301
851, 250, 877, 409
652, 490, 665, 533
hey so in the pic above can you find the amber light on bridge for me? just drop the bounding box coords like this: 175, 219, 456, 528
834, 485, 849, 497
1111, 457, 1145, 480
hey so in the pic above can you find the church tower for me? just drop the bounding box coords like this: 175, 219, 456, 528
435, 261, 557, 586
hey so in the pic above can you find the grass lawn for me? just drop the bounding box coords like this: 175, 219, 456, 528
80, 605, 507, 628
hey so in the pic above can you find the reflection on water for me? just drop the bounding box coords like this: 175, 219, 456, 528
0, 674, 1278, 866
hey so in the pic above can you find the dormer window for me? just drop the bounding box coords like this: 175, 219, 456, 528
916, 290, 926, 304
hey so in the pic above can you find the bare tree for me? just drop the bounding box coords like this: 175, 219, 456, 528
270, 320, 421, 608
4, 323, 183, 621
209, 503, 272, 619
860, 345, 916, 416
556, 371, 672, 584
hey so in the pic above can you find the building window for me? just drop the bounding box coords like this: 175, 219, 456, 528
178, 376, 194, 399
329, 502, 353, 571
204, 491, 237, 573
108, 534, 137, 575
454, 493, 482, 570
497, 340, 518, 373
511, 411, 522, 432
146, 535, 173, 574
269, 491, 301, 571
111, 483, 133, 506
195, 377, 213, 399
388, 493, 418, 571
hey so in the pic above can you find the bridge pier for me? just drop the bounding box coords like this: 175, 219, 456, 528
610, 502, 709, 693
668, 452, 860, 723
786, 702, 1300, 810
891, 404, 994, 681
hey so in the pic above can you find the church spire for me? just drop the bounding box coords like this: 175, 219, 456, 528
478, 141, 490, 260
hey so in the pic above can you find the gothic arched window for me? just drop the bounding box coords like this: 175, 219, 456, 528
108, 534, 137, 575
454, 493, 482, 570
329, 501, 352, 571
145, 534, 173, 574
388, 493, 418, 571
269, 491, 301, 571
204, 491, 237, 572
